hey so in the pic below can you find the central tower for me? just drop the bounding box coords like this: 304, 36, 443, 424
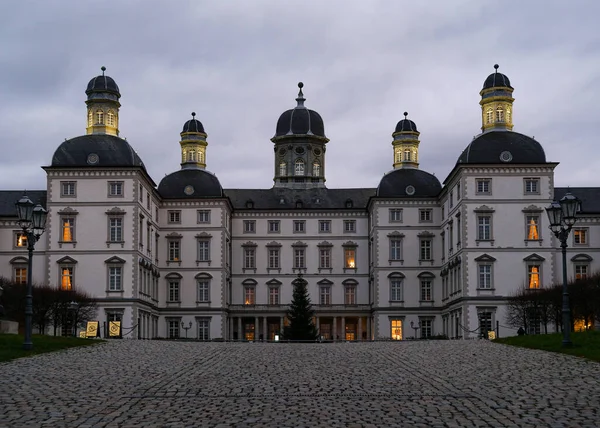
271, 82, 329, 189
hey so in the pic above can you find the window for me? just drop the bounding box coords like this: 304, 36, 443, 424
268, 249, 280, 269
344, 220, 356, 233
395, 149, 402, 164
108, 266, 122, 291
139, 185, 144, 202
526, 215, 540, 240
196, 210, 210, 223
345, 286, 356, 305
168, 211, 181, 224
268, 220, 280, 233
61, 181, 76, 197
294, 248, 305, 269
243, 220, 256, 233
96, 110, 104, 124
319, 248, 331, 269
389, 209, 403, 222
479, 312, 493, 338
108, 181, 123, 197
449, 191, 453, 208
294, 220, 305, 233
420, 280, 432, 301
524, 178, 540, 194
269, 287, 280, 305
197, 241, 210, 262
146, 193, 150, 210
279, 162, 287, 176
403, 150, 411, 161
344, 249, 356, 269
419, 209, 432, 223
478, 265, 492, 289
420, 319, 433, 338
391, 319, 402, 340
60, 267, 74, 291
14, 267, 27, 285
197, 280, 210, 302
88, 111, 93, 127
486, 108, 493, 124
244, 248, 256, 269
390, 239, 403, 261
107, 111, 115, 127
496, 106, 504, 122
313, 161, 320, 176
61, 217, 75, 242
477, 215, 492, 240
573, 229, 588, 245
188, 150, 196, 162
528, 265, 540, 289
197, 319, 210, 341
15, 232, 28, 248
456, 183, 461, 200
390, 279, 403, 301
506, 108, 512, 123
319, 220, 331, 233
575, 264, 588, 280
168, 241, 181, 262
168, 281, 180, 302
244, 286, 255, 305
108, 218, 123, 242
295, 159, 305, 176
167, 320, 180, 339
420, 239, 432, 261
320, 286, 331, 305
476, 179, 491, 194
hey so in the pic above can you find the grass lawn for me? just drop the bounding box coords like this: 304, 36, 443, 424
494, 330, 600, 362
0, 334, 103, 363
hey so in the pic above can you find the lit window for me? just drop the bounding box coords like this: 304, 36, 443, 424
244, 248, 256, 269
390, 279, 403, 301
389, 209, 403, 222
96, 110, 104, 125
269, 287, 280, 305
319, 220, 331, 233
61, 267, 73, 290
14, 267, 27, 285
294, 249, 305, 269
344, 249, 356, 269
168, 241, 181, 262
486, 108, 493, 124
244, 287, 255, 305
279, 162, 287, 176
268, 249, 280, 269
108, 181, 123, 197
476, 179, 491, 194
197, 280, 210, 302
88, 111, 93, 127
15, 232, 28, 248
197, 210, 210, 223
313, 161, 320, 177
391, 319, 402, 340
390, 239, 402, 261
420, 240, 432, 261
319, 286, 331, 305
62, 218, 75, 242
395, 149, 402, 164
496, 106, 504, 122
295, 159, 305, 176
524, 178, 540, 194
403, 150, 411, 161
268, 220, 280, 233
575, 264, 588, 280
506, 108, 511, 123
477, 216, 491, 240
528, 265, 540, 289
168, 281, 180, 302
573, 229, 588, 245
197, 241, 210, 262
244, 220, 256, 233
109, 217, 123, 242
478, 264, 492, 289
61, 181, 76, 197
198, 151, 204, 163
319, 248, 331, 269
168, 211, 181, 224
344, 220, 356, 232
188, 150, 196, 162
344, 286, 356, 305
107, 111, 115, 127
420, 280, 432, 301
526, 216, 539, 240
108, 266, 122, 291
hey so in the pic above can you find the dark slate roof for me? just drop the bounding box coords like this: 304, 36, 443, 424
457, 131, 546, 165
275, 108, 326, 138
51, 134, 146, 169
394, 119, 418, 133
377, 169, 441, 198
482, 72, 512, 90
86, 75, 120, 96
158, 169, 223, 199
225, 188, 375, 210
555, 187, 600, 214
182, 118, 205, 134
0, 191, 47, 217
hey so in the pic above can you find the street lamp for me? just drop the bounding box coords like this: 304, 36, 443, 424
181, 321, 192, 339
546, 192, 580, 347
69, 301, 79, 337
15, 195, 48, 350
410, 320, 420, 339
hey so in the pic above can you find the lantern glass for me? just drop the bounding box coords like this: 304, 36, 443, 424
15, 195, 35, 228
545, 202, 562, 229
560, 193, 580, 227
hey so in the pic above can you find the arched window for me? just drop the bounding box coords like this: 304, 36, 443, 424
279, 162, 286, 176
506, 108, 511, 123
403, 150, 411, 162
413, 150, 418, 161
188, 150, 196, 162
198, 151, 204, 163
486, 108, 494, 124
182, 150, 187, 163
395, 148, 402, 163
313, 161, 320, 177
88, 111, 93, 127
107, 111, 115, 127
295, 159, 305, 176
96, 110, 104, 125
496, 106, 504, 122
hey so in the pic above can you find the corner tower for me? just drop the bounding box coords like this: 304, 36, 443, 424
180, 112, 208, 169
85, 66, 121, 136
271, 82, 329, 189
392, 112, 420, 169
480, 64, 514, 132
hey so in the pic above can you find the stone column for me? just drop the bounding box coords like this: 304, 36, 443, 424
254, 316, 259, 341
263, 316, 267, 341
367, 316, 371, 340
229, 317, 234, 340
333, 316, 337, 341
316, 316, 320, 335
280, 317, 284, 335
357, 317, 362, 341
341, 317, 346, 341
237, 317, 242, 341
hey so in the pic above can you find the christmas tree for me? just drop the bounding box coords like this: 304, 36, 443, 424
283, 274, 319, 341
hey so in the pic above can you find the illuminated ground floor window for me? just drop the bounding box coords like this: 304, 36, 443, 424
391, 319, 402, 340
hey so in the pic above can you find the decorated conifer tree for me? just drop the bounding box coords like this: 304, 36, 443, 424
283, 274, 319, 341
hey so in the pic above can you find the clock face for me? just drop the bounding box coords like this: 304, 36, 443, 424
184, 185, 195, 195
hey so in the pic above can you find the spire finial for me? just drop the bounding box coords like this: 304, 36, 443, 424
494, 64, 499, 73
101, 66, 106, 76
404, 111, 408, 118
191, 112, 196, 118
296, 82, 305, 107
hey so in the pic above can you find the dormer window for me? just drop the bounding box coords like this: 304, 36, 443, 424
486, 108, 493, 124
96, 110, 104, 125
295, 159, 305, 176
313, 161, 320, 177
279, 162, 287, 176
107, 111, 115, 127
496, 106, 504, 122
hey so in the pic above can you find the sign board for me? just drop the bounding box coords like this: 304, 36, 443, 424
487, 331, 496, 340
86, 321, 100, 338
109, 321, 122, 338
79, 331, 87, 338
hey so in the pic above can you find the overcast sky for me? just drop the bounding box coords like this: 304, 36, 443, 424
1, 0, 599, 191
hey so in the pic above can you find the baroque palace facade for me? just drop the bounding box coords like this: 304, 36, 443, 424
1, 66, 599, 340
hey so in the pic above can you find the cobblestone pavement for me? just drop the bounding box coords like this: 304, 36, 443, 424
1, 340, 599, 427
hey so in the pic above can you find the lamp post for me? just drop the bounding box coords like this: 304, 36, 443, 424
15, 195, 48, 350
410, 320, 420, 339
69, 301, 79, 337
545, 192, 580, 347
181, 321, 192, 339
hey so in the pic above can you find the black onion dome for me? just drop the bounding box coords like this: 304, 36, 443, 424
274, 82, 326, 138
457, 131, 546, 164
182, 113, 205, 133
377, 169, 442, 198
482, 65, 512, 90
395, 119, 418, 133
51, 134, 145, 169
86, 68, 120, 96
158, 169, 223, 199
